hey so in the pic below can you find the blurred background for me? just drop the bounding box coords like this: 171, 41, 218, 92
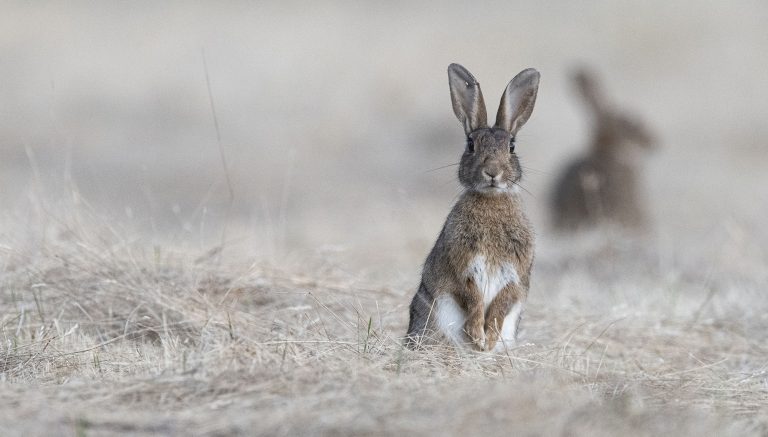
2, 1, 767, 279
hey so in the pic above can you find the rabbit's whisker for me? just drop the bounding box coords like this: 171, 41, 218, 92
512, 181, 534, 198
426, 163, 460, 173
520, 165, 550, 175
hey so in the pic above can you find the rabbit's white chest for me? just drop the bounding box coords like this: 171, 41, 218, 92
467, 255, 519, 309
432, 255, 523, 350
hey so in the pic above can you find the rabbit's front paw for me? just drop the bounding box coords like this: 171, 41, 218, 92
465, 319, 486, 351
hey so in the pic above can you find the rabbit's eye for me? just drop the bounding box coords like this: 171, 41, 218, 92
509, 137, 516, 154
466, 138, 475, 153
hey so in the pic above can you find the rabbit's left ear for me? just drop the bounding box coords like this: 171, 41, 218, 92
448, 64, 488, 135
495, 68, 540, 135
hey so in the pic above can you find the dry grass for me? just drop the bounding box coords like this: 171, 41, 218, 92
1, 201, 767, 436
2, 3, 768, 435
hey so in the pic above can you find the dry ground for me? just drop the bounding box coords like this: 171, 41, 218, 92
2, 2, 768, 436
1, 199, 767, 436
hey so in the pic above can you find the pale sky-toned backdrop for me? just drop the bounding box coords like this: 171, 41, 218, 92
2, 1, 767, 277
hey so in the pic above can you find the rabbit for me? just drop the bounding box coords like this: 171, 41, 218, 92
550, 68, 656, 232
406, 64, 540, 352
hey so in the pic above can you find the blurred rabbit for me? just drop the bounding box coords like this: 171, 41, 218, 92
406, 64, 540, 352
550, 68, 656, 231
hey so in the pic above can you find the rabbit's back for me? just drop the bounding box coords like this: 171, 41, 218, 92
551, 156, 645, 230
551, 157, 596, 230
551, 67, 655, 232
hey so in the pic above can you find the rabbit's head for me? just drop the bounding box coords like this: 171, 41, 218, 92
573, 68, 655, 153
448, 64, 540, 195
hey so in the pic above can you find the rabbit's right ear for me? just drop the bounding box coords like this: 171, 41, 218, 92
448, 64, 488, 135
495, 68, 540, 136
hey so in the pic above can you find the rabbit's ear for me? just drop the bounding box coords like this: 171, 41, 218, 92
573, 68, 606, 115
495, 68, 540, 135
448, 64, 488, 135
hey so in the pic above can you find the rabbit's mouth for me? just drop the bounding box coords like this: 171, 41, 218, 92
477, 181, 510, 194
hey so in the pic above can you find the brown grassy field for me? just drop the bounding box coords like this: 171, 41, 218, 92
2, 198, 767, 436
2, 2, 768, 436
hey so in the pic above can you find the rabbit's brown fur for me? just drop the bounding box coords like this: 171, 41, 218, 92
551, 68, 656, 231
406, 64, 540, 352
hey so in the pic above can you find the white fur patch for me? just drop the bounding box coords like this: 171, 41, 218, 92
467, 255, 519, 310
433, 294, 466, 346
491, 301, 523, 352
433, 257, 523, 350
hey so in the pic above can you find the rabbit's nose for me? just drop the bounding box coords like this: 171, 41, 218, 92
483, 169, 503, 181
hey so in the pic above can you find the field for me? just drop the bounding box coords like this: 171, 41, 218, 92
2, 2, 768, 436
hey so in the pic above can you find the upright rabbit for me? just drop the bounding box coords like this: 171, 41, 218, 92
550, 68, 656, 231
406, 64, 540, 352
